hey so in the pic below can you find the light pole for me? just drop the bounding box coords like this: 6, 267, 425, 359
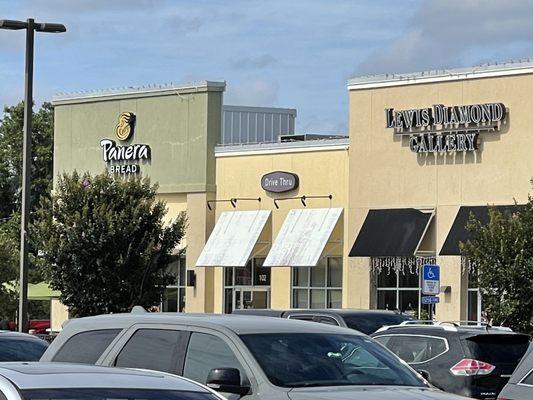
0, 18, 66, 333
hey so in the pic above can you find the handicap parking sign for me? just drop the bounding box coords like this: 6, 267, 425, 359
422, 264, 440, 295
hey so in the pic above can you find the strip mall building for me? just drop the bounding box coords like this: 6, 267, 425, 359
51, 61, 533, 326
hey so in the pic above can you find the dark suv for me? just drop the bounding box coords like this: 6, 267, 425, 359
371, 323, 530, 400
232, 308, 413, 335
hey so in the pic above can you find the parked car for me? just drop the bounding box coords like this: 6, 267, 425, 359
498, 342, 533, 400
8, 320, 50, 334
232, 308, 413, 334
0, 331, 48, 361
0, 362, 225, 400
41, 311, 472, 399
371, 322, 530, 400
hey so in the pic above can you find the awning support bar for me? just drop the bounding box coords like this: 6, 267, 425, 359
274, 194, 332, 209
207, 197, 261, 211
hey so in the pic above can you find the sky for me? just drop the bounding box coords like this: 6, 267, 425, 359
2, 0, 533, 134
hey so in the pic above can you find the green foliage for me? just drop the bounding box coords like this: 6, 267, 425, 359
0, 102, 54, 219
0, 218, 19, 320
460, 197, 533, 334
0, 101, 54, 296
32, 171, 187, 317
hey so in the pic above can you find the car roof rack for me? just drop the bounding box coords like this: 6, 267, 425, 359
374, 320, 513, 334
399, 320, 436, 325
437, 321, 513, 332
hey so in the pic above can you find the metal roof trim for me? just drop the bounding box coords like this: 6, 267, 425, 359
53, 81, 226, 104
348, 60, 533, 90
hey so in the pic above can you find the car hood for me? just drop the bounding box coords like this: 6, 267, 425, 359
288, 386, 473, 400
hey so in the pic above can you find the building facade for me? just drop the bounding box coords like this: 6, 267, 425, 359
347, 62, 533, 322
51, 62, 533, 324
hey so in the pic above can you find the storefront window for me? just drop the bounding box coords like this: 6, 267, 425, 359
467, 267, 482, 322
162, 255, 186, 312
376, 267, 430, 319
224, 258, 270, 313
292, 257, 343, 309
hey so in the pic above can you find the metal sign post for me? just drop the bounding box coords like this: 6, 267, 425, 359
422, 264, 440, 320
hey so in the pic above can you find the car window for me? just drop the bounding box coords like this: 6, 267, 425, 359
465, 334, 530, 365
115, 329, 187, 373
240, 333, 426, 388
53, 329, 121, 363
288, 315, 315, 321
183, 332, 247, 385
521, 369, 533, 385
343, 314, 412, 335
0, 338, 48, 361
374, 335, 448, 363
318, 316, 339, 326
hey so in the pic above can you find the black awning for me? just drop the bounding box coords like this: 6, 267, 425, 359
440, 205, 520, 256
349, 208, 433, 257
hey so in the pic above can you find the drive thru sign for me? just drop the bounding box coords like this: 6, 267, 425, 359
422, 264, 440, 295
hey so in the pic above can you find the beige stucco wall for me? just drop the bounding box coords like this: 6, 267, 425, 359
50, 299, 69, 332
348, 73, 533, 319
212, 146, 349, 313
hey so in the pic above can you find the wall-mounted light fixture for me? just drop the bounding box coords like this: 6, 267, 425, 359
186, 270, 196, 287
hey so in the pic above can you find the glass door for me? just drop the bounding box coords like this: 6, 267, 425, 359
233, 288, 270, 310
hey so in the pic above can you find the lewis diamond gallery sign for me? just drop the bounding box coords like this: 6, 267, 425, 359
385, 102, 507, 154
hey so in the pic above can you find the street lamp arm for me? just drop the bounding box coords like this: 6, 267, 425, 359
35, 23, 66, 33
0, 19, 28, 30
0, 19, 66, 33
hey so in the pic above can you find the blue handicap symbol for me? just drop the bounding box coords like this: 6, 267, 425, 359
423, 265, 440, 281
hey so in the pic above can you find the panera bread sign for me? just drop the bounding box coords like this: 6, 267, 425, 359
100, 112, 152, 174
261, 171, 299, 193
385, 102, 507, 154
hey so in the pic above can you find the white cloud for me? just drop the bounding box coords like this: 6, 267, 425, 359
225, 79, 279, 107
356, 0, 533, 75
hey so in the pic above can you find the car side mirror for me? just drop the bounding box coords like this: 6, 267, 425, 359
417, 369, 431, 382
206, 368, 250, 396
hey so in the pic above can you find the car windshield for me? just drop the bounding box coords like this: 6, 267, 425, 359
0, 338, 48, 361
21, 389, 219, 400
240, 333, 426, 388
343, 314, 412, 335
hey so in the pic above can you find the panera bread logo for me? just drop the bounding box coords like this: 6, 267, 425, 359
100, 112, 151, 175
115, 112, 136, 141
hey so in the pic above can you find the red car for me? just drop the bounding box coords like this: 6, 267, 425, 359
8, 320, 50, 334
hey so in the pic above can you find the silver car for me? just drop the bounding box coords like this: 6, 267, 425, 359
41, 312, 473, 399
0, 362, 225, 400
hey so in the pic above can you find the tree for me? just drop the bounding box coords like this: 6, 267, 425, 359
460, 196, 533, 334
32, 171, 186, 317
0, 101, 54, 289
0, 218, 19, 320
0, 101, 54, 220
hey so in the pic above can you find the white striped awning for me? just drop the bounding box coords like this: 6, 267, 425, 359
263, 208, 343, 267
196, 210, 271, 267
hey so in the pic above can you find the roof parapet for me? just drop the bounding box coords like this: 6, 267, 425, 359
53, 81, 226, 105
348, 59, 533, 90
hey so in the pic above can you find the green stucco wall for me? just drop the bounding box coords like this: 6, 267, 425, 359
53, 82, 225, 193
